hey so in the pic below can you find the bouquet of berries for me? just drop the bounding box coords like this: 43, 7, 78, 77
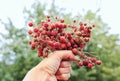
27, 16, 101, 69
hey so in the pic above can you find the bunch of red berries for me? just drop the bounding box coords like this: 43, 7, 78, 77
27, 16, 101, 68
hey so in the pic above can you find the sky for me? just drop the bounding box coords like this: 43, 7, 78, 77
0, 0, 120, 37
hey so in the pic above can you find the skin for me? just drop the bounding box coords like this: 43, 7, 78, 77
22, 50, 79, 81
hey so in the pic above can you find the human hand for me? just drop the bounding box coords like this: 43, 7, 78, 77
23, 50, 79, 81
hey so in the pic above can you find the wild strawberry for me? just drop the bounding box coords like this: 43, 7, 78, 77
82, 33, 87, 37
60, 19, 64, 23
84, 28, 88, 33
31, 42, 36, 50
84, 37, 90, 42
80, 26, 84, 30
70, 39, 75, 44
87, 63, 93, 68
54, 23, 59, 27
79, 22, 83, 26
83, 59, 89, 66
51, 31, 57, 36
43, 23, 49, 27
36, 31, 40, 35
38, 47, 43, 51
96, 60, 102, 65
28, 21, 33, 27
60, 36, 67, 43
78, 62, 83, 66
63, 24, 67, 28
33, 27, 39, 32
80, 43, 85, 48
60, 43, 66, 49
72, 48, 78, 55
67, 33, 72, 39
75, 38, 79, 44
47, 41, 54, 46
54, 42, 60, 48
66, 42, 71, 47
28, 30, 33, 34
90, 58, 96, 63
38, 51, 43, 57
59, 23, 63, 28
74, 44, 78, 48
41, 31, 46, 35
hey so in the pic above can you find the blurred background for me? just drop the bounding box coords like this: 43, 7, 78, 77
0, 0, 120, 81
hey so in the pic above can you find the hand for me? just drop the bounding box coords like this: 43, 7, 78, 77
23, 50, 79, 81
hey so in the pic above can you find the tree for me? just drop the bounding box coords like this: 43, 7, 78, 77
0, 0, 120, 81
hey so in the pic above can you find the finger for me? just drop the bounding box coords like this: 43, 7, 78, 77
56, 73, 70, 81
49, 50, 79, 61
56, 67, 71, 75
59, 61, 72, 68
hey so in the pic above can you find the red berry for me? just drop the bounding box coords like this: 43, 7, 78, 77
49, 46, 55, 50
45, 37, 50, 40
90, 58, 96, 63
60, 19, 64, 23
60, 43, 66, 49
59, 23, 63, 28
66, 42, 71, 47
41, 31, 46, 35
38, 51, 43, 57
54, 42, 60, 48
78, 62, 83, 66
96, 60, 102, 65
79, 22, 83, 26
63, 24, 67, 28
74, 44, 78, 48
47, 41, 54, 46
82, 34, 87, 37
84, 29, 88, 33
54, 23, 59, 27
74, 38, 79, 44
38, 47, 43, 51
67, 33, 72, 39
80, 43, 85, 48
28, 30, 33, 34
31, 42, 36, 50
33, 27, 39, 32
43, 23, 49, 27
51, 31, 57, 36
28, 22, 33, 27
72, 48, 78, 55
80, 26, 84, 30
70, 39, 75, 44
84, 37, 90, 42
60, 36, 67, 43
87, 63, 93, 68
83, 59, 89, 66
46, 31, 51, 36
36, 31, 40, 35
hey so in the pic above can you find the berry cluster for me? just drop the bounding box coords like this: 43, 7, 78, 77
27, 16, 101, 68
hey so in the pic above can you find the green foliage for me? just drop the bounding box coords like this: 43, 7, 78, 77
0, 1, 120, 81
